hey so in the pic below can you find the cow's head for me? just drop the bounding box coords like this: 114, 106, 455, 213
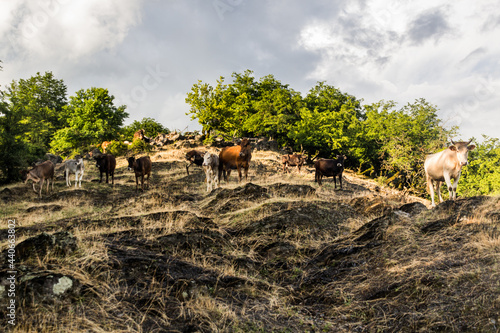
450, 140, 476, 166
127, 157, 136, 171
336, 155, 346, 168
202, 153, 214, 166
94, 155, 106, 168
239, 139, 251, 158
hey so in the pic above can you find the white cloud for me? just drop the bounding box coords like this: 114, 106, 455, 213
2, 0, 143, 61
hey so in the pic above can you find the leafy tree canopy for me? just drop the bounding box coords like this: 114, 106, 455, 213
50, 87, 128, 155
122, 117, 170, 140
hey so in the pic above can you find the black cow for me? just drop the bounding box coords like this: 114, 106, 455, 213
94, 154, 116, 184
314, 155, 346, 189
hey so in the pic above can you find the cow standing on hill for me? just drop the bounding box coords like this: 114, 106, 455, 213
21, 160, 55, 198
218, 138, 252, 184
133, 129, 151, 143
65, 156, 85, 188
315, 155, 346, 189
202, 152, 219, 192
185, 150, 205, 175
128, 156, 152, 192
424, 140, 476, 207
94, 154, 116, 184
281, 154, 305, 173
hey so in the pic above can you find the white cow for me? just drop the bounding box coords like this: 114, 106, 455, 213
202, 152, 219, 192
65, 157, 85, 188
424, 140, 475, 207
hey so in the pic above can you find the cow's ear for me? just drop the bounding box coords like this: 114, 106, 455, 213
468, 144, 476, 151
449, 145, 457, 151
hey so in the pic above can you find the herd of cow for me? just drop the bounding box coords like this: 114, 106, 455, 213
18, 138, 476, 208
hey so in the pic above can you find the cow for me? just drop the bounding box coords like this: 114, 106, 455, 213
20, 160, 55, 198
94, 154, 116, 184
127, 156, 152, 192
64, 156, 85, 188
202, 152, 219, 192
185, 150, 205, 176
218, 138, 252, 184
133, 129, 151, 143
314, 155, 346, 189
281, 154, 306, 173
101, 141, 111, 153
424, 140, 476, 207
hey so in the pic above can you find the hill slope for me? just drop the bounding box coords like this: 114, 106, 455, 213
1, 148, 499, 332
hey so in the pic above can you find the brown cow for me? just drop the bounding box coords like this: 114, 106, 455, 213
128, 156, 152, 192
314, 155, 346, 188
218, 138, 252, 184
185, 150, 205, 175
20, 160, 55, 198
133, 129, 151, 143
101, 141, 111, 153
281, 154, 305, 173
94, 154, 116, 184
424, 140, 476, 207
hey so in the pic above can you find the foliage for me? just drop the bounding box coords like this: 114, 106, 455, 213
122, 117, 169, 140
106, 140, 129, 157
288, 82, 364, 161
3, 72, 67, 159
129, 138, 153, 154
50, 87, 128, 155
459, 136, 500, 196
363, 99, 453, 191
0, 100, 29, 183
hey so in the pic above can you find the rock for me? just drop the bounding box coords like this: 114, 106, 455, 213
399, 202, 428, 216
15, 232, 78, 261
26, 204, 63, 213
18, 272, 81, 303
45, 153, 63, 164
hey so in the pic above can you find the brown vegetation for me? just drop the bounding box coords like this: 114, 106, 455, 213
1, 148, 499, 332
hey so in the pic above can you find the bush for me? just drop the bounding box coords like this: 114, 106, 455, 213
129, 139, 153, 154
106, 141, 128, 157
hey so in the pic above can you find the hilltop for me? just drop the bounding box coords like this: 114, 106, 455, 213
1, 147, 499, 332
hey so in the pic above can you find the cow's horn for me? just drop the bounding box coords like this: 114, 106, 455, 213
467, 139, 473, 145
450, 139, 456, 145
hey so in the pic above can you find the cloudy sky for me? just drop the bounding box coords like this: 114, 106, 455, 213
1, 0, 499, 141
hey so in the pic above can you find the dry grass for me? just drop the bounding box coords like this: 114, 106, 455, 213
1, 146, 500, 332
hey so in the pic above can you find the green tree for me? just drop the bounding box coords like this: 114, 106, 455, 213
0, 100, 29, 183
242, 74, 302, 144
363, 99, 453, 191
459, 136, 500, 196
289, 82, 364, 159
50, 87, 128, 155
3, 72, 67, 157
122, 117, 169, 140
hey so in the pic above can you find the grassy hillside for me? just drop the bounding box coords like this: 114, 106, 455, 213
1, 147, 499, 332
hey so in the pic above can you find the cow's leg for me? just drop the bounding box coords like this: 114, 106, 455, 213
426, 174, 436, 207
99, 171, 103, 183
105, 172, 109, 184
451, 173, 461, 200
443, 173, 453, 201
226, 169, 231, 182
66, 169, 70, 187
333, 175, 337, 189
46, 178, 51, 194
218, 167, 223, 187
186, 162, 192, 176
244, 166, 248, 182
435, 180, 443, 203
78, 169, 84, 188
146, 172, 150, 189
39, 179, 44, 198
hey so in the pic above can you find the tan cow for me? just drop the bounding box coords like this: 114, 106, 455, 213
424, 140, 476, 207
20, 160, 55, 198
